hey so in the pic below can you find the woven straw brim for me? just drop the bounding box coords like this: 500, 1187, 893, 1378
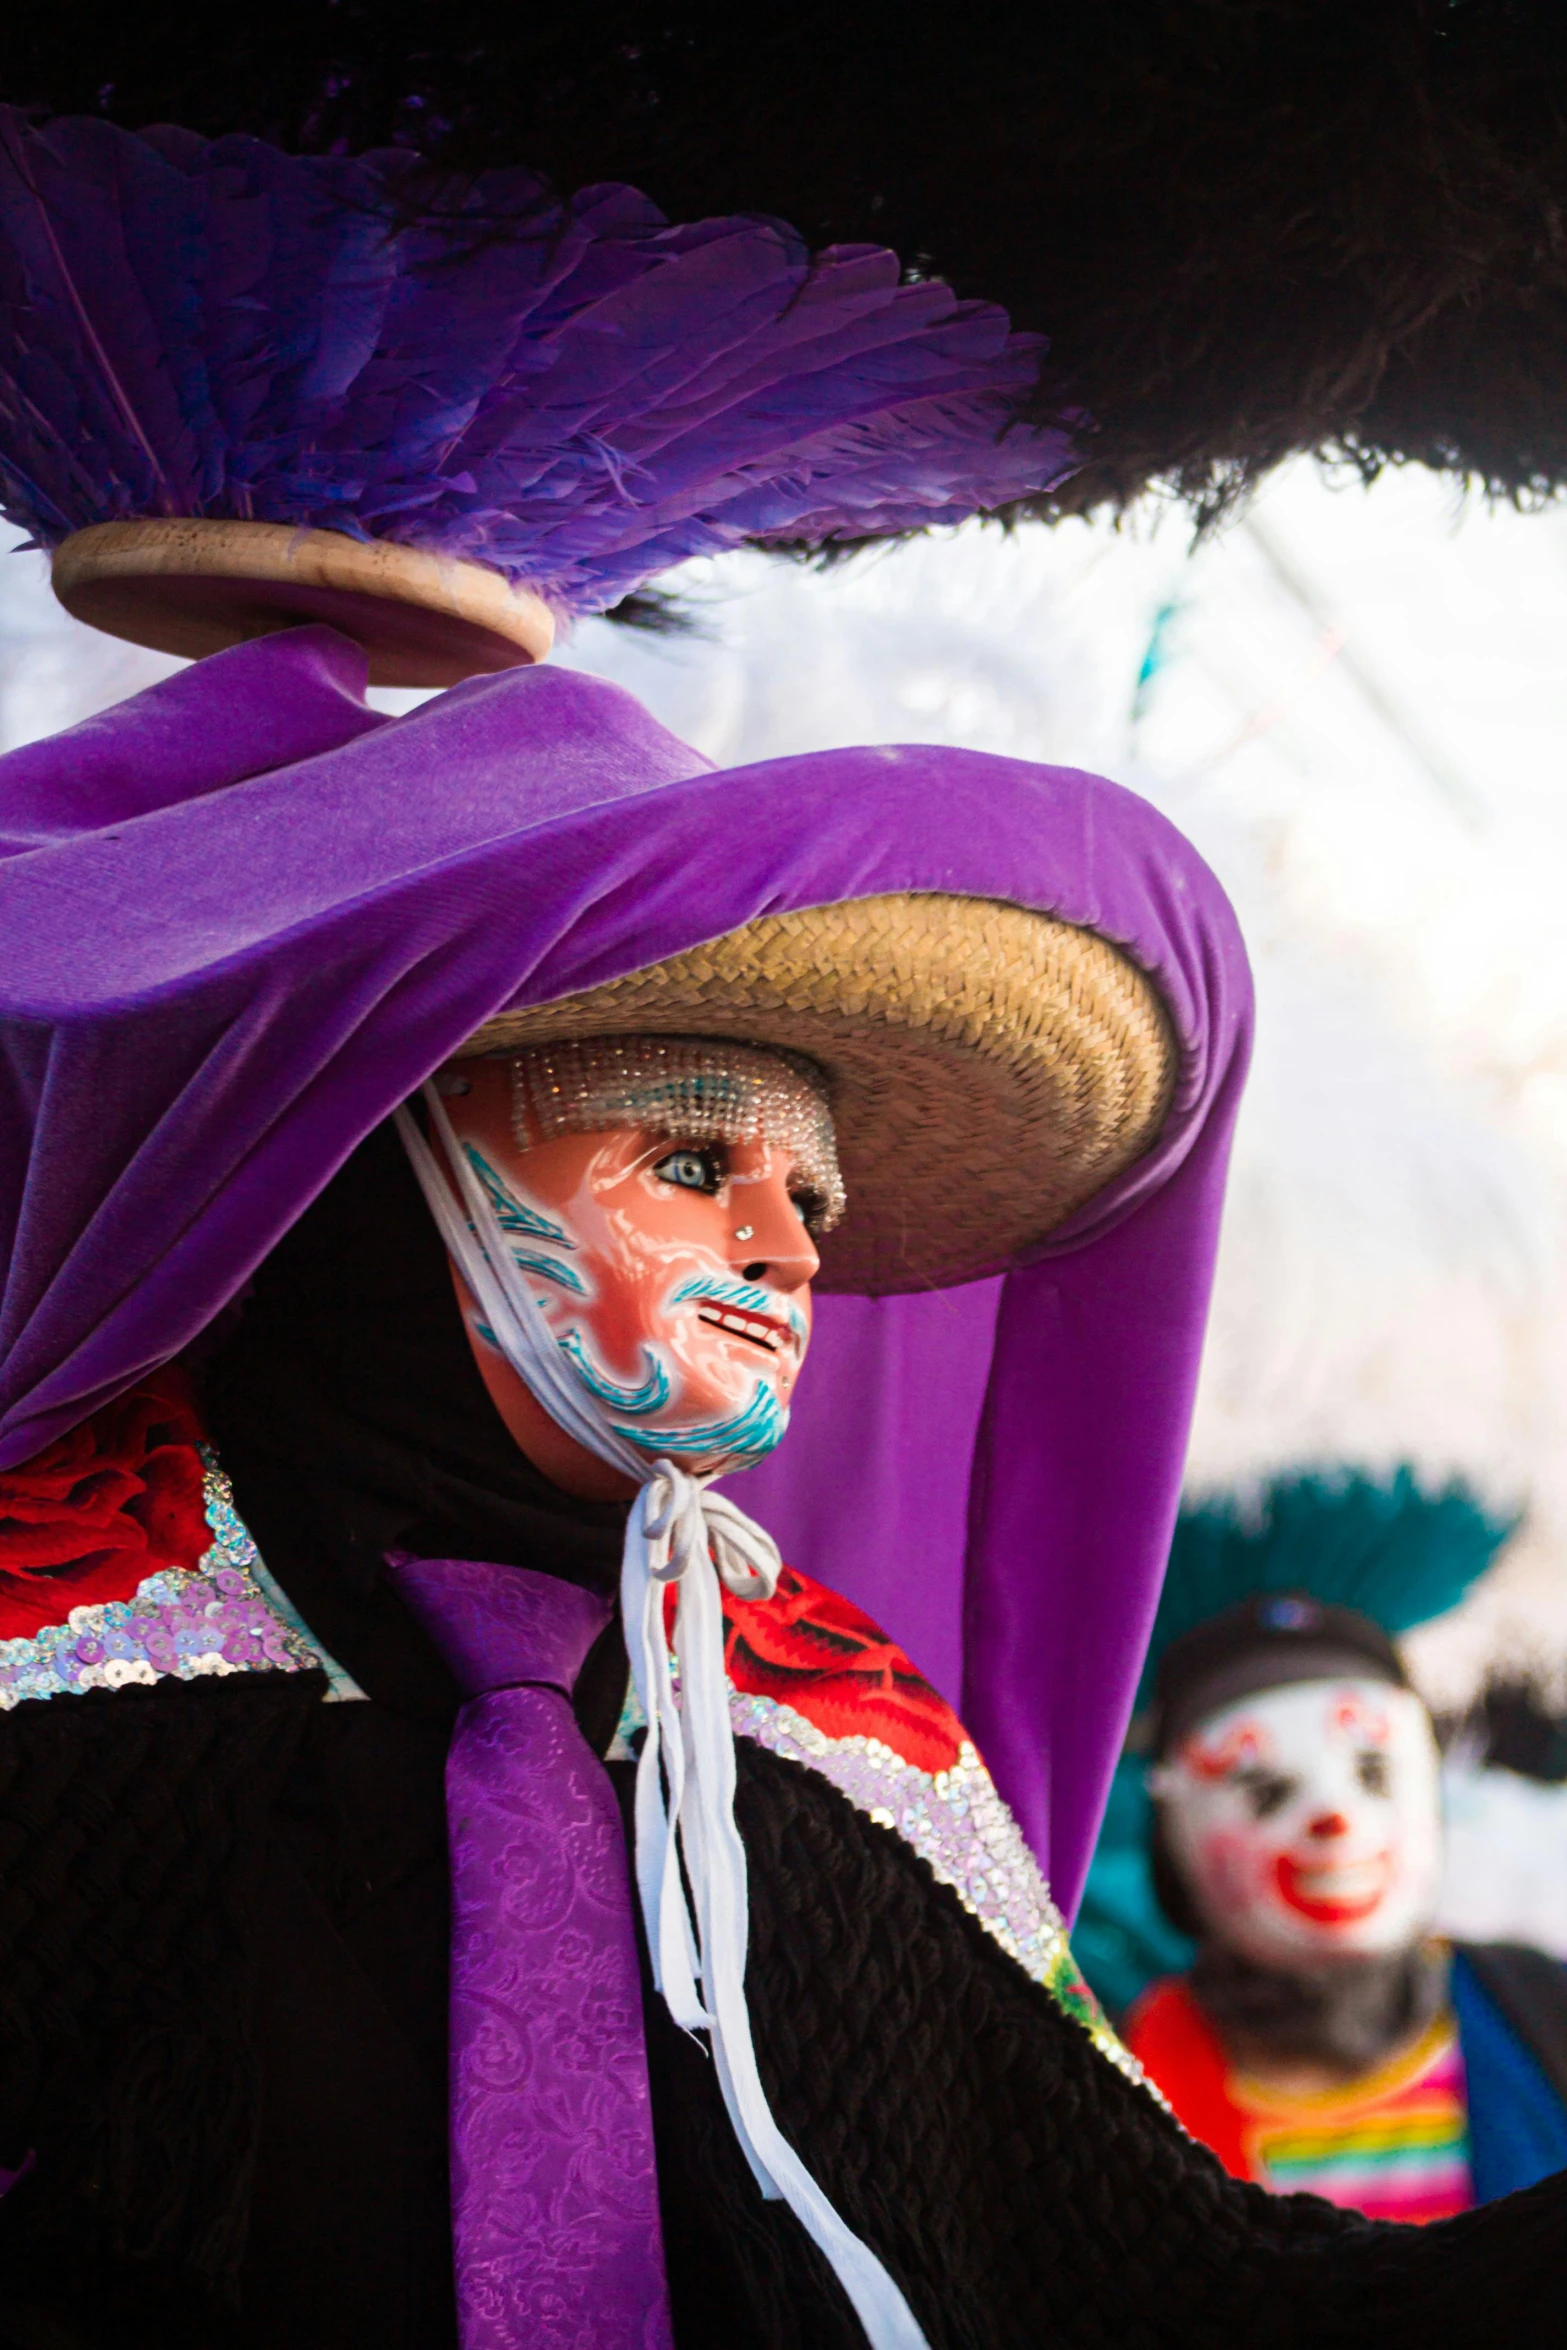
466, 893, 1177, 1294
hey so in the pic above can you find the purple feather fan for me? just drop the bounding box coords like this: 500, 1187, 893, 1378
0, 108, 1078, 619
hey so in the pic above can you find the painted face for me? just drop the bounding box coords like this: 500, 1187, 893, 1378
1153, 1677, 1443, 1968
441, 1055, 820, 1477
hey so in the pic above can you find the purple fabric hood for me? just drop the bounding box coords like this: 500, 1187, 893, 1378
0, 626, 1250, 1916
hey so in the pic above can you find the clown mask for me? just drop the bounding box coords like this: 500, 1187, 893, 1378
1152, 1678, 1443, 1970
437, 1038, 837, 1482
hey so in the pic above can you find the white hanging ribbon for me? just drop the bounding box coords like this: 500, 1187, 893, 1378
396, 1087, 929, 2350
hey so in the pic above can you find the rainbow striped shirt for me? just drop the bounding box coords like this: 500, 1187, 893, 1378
1128, 1976, 1475, 2225
1239, 2012, 1473, 2224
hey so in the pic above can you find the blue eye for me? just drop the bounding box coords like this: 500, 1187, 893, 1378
654, 1146, 723, 1195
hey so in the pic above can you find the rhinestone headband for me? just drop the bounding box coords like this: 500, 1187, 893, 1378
508, 1034, 845, 1232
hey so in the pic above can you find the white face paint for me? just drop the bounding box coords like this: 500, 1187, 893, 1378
1152, 1678, 1443, 1969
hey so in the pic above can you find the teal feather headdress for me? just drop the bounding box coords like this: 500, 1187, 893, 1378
1075, 1469, 1516, 2021
1132, 1469, 1515, 1716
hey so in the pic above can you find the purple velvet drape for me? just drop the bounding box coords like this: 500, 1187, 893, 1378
0, 627, 1251, 1912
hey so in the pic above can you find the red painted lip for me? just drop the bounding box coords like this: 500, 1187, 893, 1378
697, 1305, 796, 1355
1275, 1849, 1392, 1926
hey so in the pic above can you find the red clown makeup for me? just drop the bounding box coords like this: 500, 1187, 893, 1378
1152, 1678, 1443, 1969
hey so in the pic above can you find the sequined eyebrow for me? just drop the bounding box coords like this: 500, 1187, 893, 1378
506, 1034, 844, 1233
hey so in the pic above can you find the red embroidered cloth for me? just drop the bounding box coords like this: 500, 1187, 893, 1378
2, 1377, 965, 1802
0, 1368, 210, 1639
719, 1563, 963, 1776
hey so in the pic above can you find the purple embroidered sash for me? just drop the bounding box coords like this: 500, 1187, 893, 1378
386, 1554, 674, 2350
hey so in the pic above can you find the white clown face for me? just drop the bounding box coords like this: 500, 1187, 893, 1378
1153, 1678, 1443, 1969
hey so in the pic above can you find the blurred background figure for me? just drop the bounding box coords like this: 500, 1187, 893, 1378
1078, 1481, 1567, 2217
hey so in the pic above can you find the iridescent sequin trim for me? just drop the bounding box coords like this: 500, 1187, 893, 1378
0, 1449, 362, 1708
729, 1686, 1163, 2104
508, 1033, 845, 1232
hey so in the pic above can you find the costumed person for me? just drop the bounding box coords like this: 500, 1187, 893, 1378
1080, 1475, 1567, 2218
0, 106, 1564, 2350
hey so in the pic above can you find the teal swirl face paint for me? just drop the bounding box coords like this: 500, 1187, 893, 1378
610, 1375, 788, 1463
462, 1144, 588, 1297
440, 1051, 824, 1477
668, 1272, 811, 1354
557, 1329, 672, 1419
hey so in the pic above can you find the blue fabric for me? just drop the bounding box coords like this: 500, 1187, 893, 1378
1072, 1754, 1194, 2021
1451, 1949, 1567, 2202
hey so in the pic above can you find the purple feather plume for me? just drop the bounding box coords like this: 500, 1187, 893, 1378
0, 109, 1080, 618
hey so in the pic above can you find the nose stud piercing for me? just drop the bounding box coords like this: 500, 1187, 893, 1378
734, 1225, 755, 1241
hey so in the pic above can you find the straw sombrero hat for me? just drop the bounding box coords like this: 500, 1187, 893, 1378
469, 892, 1177, 1294
0, 116, 1172, 1296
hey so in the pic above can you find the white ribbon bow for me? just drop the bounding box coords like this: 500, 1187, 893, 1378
397, 1087, 929, 2350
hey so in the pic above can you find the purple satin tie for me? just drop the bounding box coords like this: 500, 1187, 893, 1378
385, 1553, 675, 2350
